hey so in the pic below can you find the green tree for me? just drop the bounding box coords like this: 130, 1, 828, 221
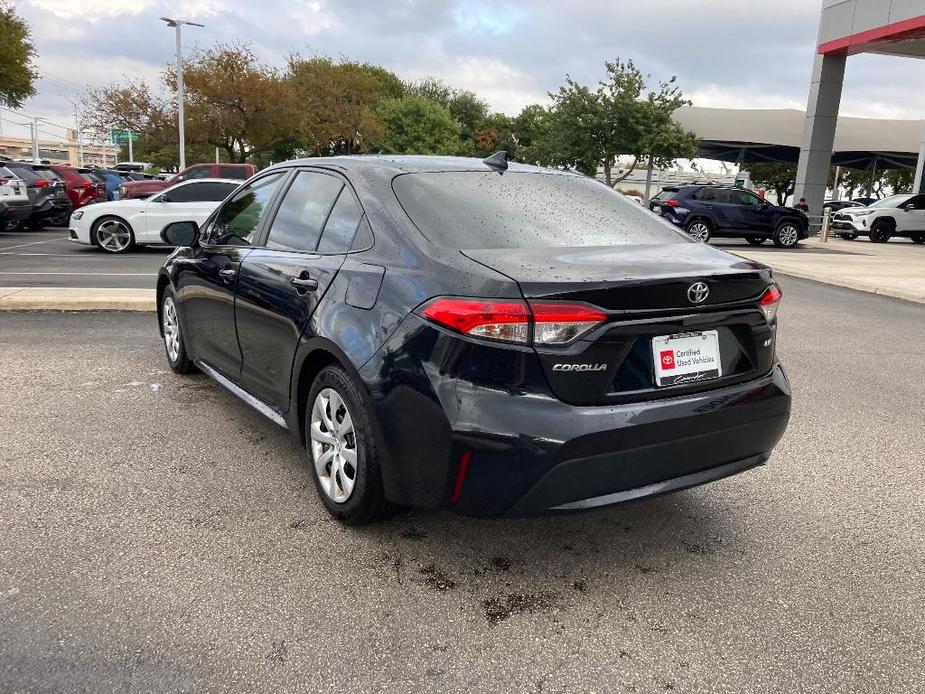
746, 162, 798, 206
534, 59, 697, 185
174, 43, 299, 162
288, 56, 404, 155
376, 94, 462, 155
0, 2, 38, 108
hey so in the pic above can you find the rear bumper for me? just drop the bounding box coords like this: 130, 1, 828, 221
451, 364, 791, 517
0, 201, 32, 225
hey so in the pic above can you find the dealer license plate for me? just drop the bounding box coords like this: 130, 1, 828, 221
652, 331, 722, 387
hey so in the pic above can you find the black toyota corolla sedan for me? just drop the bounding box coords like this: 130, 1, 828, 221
156, 154, 791, 524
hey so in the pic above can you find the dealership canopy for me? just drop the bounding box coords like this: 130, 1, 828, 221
675, 106, 925, 170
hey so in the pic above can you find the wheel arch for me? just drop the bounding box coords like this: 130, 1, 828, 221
872, 215, 896, 230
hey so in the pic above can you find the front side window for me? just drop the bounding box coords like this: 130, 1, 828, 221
219, 165, 250, 179
393, 172, 688, 249
179, 165, 212, 182
204, 172, 286, 246
265, 172, 344, 253
737, 191, 762, 206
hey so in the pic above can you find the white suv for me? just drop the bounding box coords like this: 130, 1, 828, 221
831, 193, 925, 244
0, 166, 32, 231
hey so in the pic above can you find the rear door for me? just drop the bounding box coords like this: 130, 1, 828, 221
900, 194, 925, 231
234, 170, 360, 410
176, 171, 288, 378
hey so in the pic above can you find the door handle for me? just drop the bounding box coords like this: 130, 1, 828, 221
219, 267, 238, 283
290, 273, 319, 292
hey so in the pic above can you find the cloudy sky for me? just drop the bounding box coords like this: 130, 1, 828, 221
5, 0, 924, 144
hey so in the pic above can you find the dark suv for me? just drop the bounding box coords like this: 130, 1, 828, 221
6, 162, 72, 229
651, 184, 809, 248
156, 156, 791, 524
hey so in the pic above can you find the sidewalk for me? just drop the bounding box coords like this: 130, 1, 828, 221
722, 237, 925, 304
0, 287, 155, 311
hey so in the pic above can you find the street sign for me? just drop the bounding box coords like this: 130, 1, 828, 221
110, 129, 139, 144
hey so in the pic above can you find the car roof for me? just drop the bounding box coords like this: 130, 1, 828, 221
263, 154, 577, 177
167, 177, 241, 186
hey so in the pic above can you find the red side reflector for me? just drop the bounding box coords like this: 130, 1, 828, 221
451, 450, 473, 504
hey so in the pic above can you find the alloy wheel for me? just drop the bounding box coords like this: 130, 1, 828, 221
688, 223, 710, 242
96, 219, 132, 252
777, 224, 799, 247
310, 388, 358, 504
162, 296, 180, 363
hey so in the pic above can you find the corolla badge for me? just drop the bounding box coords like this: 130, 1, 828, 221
552, 363, 608, 372
687, 282, 709, 304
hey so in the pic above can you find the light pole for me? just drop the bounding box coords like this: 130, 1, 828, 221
160, 17, 203, 171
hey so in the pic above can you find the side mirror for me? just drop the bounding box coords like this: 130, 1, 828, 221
902, 203, 915, 211
161, 220, 199, 246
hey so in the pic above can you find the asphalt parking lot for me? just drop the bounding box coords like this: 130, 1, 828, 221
1, 277, 923, 693
0, 227, 168, 288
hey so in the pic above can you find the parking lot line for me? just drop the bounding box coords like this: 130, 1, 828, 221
0, 238, 69, 251
0, 272, 156, 277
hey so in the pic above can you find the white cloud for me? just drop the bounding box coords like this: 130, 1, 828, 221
687, 85, 805, 111
29, 0, 157, 20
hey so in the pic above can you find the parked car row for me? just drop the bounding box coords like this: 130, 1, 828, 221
118, 162, 255, 199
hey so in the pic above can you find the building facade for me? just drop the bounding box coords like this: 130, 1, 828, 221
796, 1, 925, 213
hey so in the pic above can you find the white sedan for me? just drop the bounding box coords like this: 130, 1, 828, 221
68, 178, 241, 253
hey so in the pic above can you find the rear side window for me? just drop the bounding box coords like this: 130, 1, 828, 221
265, 172, 343, 253
318, 189, 364, 253
219, 166, 250, 179
692, 188, 715, 201
9, 167, 39, 183
393, 172, 686, 249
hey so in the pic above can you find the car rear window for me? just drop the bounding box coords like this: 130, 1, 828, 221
79, 173, 98, 183
9, 167, 39, 183
393, 172, 687, 249
654, 188, 678, 201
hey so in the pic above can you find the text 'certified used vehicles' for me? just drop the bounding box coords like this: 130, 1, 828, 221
830, 193, 925, 243
69, 178, 241, 253
157, 155, 791, 525
651, 184, 809, 248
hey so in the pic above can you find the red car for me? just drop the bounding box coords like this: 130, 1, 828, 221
119, 162, 255, 199
49, 165, 107, 210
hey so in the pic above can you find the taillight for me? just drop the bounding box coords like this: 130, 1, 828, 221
422, 298, 530, 343
34, 179, 48, 188
665, 199, 680, 207
80, 181, 91, 189
420, 298, 606, 345
758, 284, 782, 322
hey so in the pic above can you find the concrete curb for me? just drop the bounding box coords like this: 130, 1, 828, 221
0, 288, 156, 311
767, 268, 925, 304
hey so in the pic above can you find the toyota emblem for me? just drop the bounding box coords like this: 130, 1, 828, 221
687, 282, 709, 304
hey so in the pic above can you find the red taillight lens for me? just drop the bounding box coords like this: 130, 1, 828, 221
420, 298, 606, 345
758, 284, 782, 322
34, 179, 48, 188
80, 181, 91, 189
422, 298, 530, 343
530, 302, 607, 344
665, 199, 680, 207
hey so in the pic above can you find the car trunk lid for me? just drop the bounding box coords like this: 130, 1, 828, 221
462, 244, 777, 405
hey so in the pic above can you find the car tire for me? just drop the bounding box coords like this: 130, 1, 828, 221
746, 236, 766, 246
839, 233, 858, 241
160, 287, 196, 374
306, 365, 392, 525
772, 221, 801, 248
869, 221, 892, 243
686, 219, 712, 243
92, 216, 135, 254
910, 232, 925, 245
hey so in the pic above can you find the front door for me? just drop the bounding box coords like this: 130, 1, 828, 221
176, 172, 288, 377
736, 189, 775, 233
235, 170, 365, 411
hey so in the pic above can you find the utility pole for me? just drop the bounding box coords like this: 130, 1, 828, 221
128, 131, 134, 163
30, 117, 39, 163
161, 17, 204, 171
